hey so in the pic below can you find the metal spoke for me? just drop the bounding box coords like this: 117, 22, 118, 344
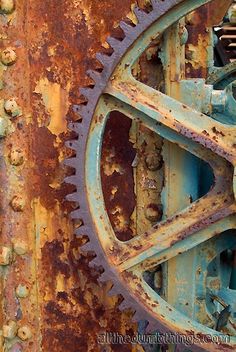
120, 215, 236, 272
115, 202, 235, 272
105, 78, 236, 165
87, 95, 236, 273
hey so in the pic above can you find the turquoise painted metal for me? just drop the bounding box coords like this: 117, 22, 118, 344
68, 0, 236, 350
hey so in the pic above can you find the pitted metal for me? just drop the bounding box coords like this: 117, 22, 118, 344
65, 0, 236, 350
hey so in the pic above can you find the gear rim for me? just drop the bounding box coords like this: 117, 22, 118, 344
65, 1, 236, 350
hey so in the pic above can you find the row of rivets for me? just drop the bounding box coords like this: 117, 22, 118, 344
3, 321, 32, 341
0, 1, 32, 348
144, 151, 163, 223
0, 241, 28, 266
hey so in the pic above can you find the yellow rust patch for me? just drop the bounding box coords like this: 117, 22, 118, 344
34, 77, 70, 136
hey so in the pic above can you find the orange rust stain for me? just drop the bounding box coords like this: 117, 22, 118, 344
25, 0, 141, 350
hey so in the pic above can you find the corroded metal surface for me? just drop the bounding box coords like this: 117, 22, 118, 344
0, 1, 144, 351
66, 0, 236, 350
1, 0, 236, 351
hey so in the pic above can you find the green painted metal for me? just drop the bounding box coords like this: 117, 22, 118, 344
83, 0, 236, 350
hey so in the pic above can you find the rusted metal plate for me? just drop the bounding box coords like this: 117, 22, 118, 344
0, 1, 146, 351
1, 0, 236, 351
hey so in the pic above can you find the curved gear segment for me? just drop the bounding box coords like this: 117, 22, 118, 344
65, 1, 236, 351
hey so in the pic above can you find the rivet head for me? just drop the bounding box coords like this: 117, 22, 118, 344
1, 47, 17, 66
16, 284, 29, 298
17, 326, 32, 341
9, 148, 24, 166
145, 203, 163, 222
0, 246, 12, 265
0, 0, 15, 14
13, 241, 28, 255
4, 98, 21, 117
145, 152, 162, 171
10, 195, 25, 212
3, 320, 17, 339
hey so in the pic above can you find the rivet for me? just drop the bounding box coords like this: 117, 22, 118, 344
185, 48, 195, 61
0, 246, 12, 265
4, 98, 21, 117
17, 326, 32, 341
13, 241, 28, 255
145, 204, 163, 222
10, 195, 25, 212
1, 48, 17, 66
16, 284, 29, 298
145, 152, 162, 171
0, 0, 15, 14
9, 148, 24, 166
3, 320, 17, 339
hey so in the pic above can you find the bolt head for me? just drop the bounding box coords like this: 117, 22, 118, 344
10, 195, 25, 212
9, 148, 24, 166
145, 152, 162, 171
4, 98, 20, 117
3, 320, 17, 339
1, 48, 17, 66
145, 203, 163, 222
185, 48, 195, 61
16, 284, 29, 298
0, 0, 15, 14
0, 246, 12, 265
13, 241, 28, 255
211, 90, 226, 113
17, 326, 32, 341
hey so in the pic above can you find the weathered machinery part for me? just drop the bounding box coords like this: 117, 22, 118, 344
66, 0, 236, 351
1, 1, 144, 351
207, 61, 236, 87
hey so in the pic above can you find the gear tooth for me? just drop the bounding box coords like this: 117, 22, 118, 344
65, 192, 79, 202
108, 284, 120, 297
119, 299, 132, 311
64, 157, 77, 168
68, 122, 80, 133
120, 21, 134, 37
99, 270, 112, 283
70, 209, 81, 219
106, 36, 121, 50
133, 6, 148, 22
87, 69, 101, 83
64, 175, 78, 185
70, 208, 88, 220
96, 52, 112, 67
73, 104, 87, 114
65, 140, 79, 151
81, 241, 96, 252
80, 87, 94, 99
89, 256, 102, 268
75, 226, 89, 237
145, 319, 159, 333
150, 0, 158, 9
